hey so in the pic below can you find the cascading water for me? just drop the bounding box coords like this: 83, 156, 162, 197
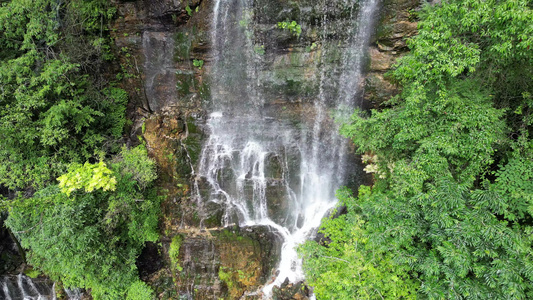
0, 274, 82, 300
196, 0, 379, 297
0, 274, 53, 300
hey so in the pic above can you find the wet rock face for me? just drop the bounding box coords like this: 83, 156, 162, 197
133, 106, 282, 299
114, 0, 420, 298
112, 0, 208, 114
364, 0, 420, 108
143, 32, 178, 111
272, 279, 311, 300
151, 227, 282, 300
143, 0, 183, 19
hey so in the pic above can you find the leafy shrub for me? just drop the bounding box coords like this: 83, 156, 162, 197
4, 146, 160, 299
193, 59, 204, 70
126, 280, 154, 300
277, 21, 302, 37
116, 145, 158, 190
57, 162, 117, 196
0, 0, 127, 189
169, 235, 183, 272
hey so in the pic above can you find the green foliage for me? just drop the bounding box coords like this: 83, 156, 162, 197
254, 45, 265, 56
126, 280, 154, 300
0, 0, 127, 189
305, 42, 318, 53
193, 59, 204, 70
218, 267, 234, 290
342, 79, 506, 188
277, 20, 302, 37
4, 146, 160, 299
185, 5, 192, 17
169, 235, 183, 272
300, 189, 419, 300
24, 268, 41, 279
239, 19, 249, 28
116, 145, 158, 190
103, 87, 129, 138
57, 161, 117, 196
303, 0, 533, 299
0, 1, 153, 298
486, 157, 533, 222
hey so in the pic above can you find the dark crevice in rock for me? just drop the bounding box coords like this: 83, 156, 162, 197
136, 242, 164, 281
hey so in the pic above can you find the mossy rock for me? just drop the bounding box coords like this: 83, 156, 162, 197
174, 31, 192, 62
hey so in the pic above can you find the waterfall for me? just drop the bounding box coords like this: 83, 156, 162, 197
197, 0, 379, 297
0, 274, 83, 300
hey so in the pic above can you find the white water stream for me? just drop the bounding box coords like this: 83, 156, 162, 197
196, 0, 379, 297
0, 274, 83, 300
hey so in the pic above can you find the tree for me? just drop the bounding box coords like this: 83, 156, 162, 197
0, 2, 159, 298
301, 0, 533, 298
0, 0, 126, 190
4, 146, 159, 300
300, 188, 419, 300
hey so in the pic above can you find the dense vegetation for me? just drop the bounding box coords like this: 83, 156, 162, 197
0, 0, 160, 299
301, 0, 533, 299
5, 146, 160, 299
0, 0, 124, 189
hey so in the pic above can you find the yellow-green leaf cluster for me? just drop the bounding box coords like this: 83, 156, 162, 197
57, 161, 117, 196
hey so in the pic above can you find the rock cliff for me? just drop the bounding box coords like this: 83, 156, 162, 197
109, 0, 421, 298
364, 0, 419, 108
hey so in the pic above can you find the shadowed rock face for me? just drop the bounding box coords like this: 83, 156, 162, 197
110, 0, 419, 299
143, 31, 178, 111
0, 221, 23, 275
